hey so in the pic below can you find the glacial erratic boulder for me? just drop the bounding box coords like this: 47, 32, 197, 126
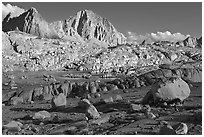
142, 77, 191, 105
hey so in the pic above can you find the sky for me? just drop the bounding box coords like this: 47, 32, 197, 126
2, 2, 202, 40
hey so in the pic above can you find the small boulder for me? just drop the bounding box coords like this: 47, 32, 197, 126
51, 93, 66, 108
86, 105, 101, 119
8, 80, 17, 87
10, 97, 23, 105
86, 94, 92, 99
33, 87, 43, 100
4, 82, 9, 86
90, 86, 97, 94
90, 115, 110, 125
169, 53, 178, 61
130, 104, 142, 112
102, 96, 114, 104
3, 121, 23, 132
94, 93, 101, 98
101, 86, 108, 92
112, 85, 119, 90
114, 94, 123, 101
173, 122, 188, 135
10, 86, 18, 90
107, 84, 118, 91
43, 93, 53, 101
33, 110, 51, 120
134, 79, 140, 88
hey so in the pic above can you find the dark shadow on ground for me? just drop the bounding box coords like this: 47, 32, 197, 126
94, 101, 130, 113
170, 113, 202, 125
10, 106, 85, 114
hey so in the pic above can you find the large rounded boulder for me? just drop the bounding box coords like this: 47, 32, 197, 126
142, 77, 191, 105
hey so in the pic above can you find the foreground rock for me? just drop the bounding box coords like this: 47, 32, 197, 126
90, 115, 110, 125
102, 96, 114, 104
79, 99, 100, 119
142, 77, 191, 105
86, 105, 101, 119
174, 122, 188, 135
51, 93, 67, 109
9, 97, 23, 105
33, 111, 51, 120
129, 104, 142, 112
3, 121, 23, 132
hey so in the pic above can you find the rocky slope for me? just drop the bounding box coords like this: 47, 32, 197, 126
2, 30, 202, 74
2, 6, 202, 73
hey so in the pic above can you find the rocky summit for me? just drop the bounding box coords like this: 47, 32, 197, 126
3, 8, 126, 46
2, 3, 202, 135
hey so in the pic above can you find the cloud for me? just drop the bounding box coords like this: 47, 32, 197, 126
126, 31, 150, 44
126, 31, 189, 44
2, 3, 25, 20
150, 31, 188, 42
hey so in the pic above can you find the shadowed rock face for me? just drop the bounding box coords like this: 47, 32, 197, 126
197, 36, 202, 48
3, 8, 126, 46
3, 7, 52, 38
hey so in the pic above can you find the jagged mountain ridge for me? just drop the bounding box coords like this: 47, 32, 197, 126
2, 7, 126, 46
3, 8, 51, 38
176, 36, 202, 48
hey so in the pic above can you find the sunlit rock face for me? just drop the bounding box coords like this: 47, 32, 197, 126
176, 36, 199, 48
3, 8, 126, 46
